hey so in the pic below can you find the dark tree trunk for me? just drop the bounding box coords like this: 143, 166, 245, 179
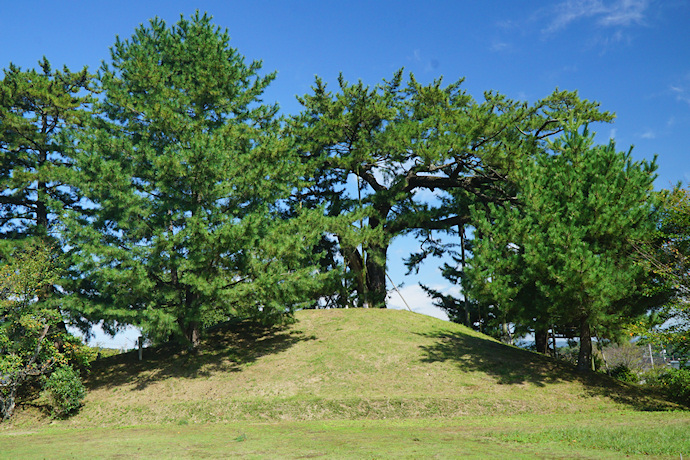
1, 324, 50, 420
459, 225, 471, 327
36, 180, 48, 231
50, 320, 69, 353
365, 242, 388, 308
186, 322, 200, 348
36, 123, 49, 232
535, 328, 549, 354
180, 288, 200, 348
577, 318, 593, 372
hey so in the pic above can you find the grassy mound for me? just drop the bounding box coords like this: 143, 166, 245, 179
11, 309, 681, 426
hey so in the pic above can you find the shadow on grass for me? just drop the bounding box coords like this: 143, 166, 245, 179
418, 330, 683, 412
85, 320, 316, 392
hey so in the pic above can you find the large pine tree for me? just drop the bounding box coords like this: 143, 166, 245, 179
468, 122, 663, 371
290, 71, 612, 308
63, 13, 328, 347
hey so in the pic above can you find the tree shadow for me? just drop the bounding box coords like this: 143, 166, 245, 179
85, 320, 316, 392
418, 330, 683, 411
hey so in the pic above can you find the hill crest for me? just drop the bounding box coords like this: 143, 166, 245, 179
16, 309, 681, 426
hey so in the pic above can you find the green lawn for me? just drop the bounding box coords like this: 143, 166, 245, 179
2, 412, 689, 459
2, 309, 688, 458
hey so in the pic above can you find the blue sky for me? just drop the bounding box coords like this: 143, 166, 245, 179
2, 1, 689, 346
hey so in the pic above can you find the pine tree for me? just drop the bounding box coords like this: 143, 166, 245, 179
63, 13, 328, 347
468, 121, 663, 371
291, 71, 612, 308
0, 58, 93, 250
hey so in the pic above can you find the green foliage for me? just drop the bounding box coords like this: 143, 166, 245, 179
63, 12, 331, 347
0, 241, 73, 420
0, 57, 93, 245
292, 70, 613, 308
467, 121, 663, 371
645, 367, 690, 406
0, 11, 672, 386
609, 364, 638, 384
644, 367, 690, 406
630, 186, 690, 354
43, 365, 86, 418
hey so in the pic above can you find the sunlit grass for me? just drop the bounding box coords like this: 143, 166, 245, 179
2, 412, 688, 459
2, 309, 687, 457
8, 309, 683, 427
494, 411, 690, 457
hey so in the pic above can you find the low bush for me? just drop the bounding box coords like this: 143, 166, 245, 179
43, 365, 86, 418
609, 364, 638, 383
645, 367, 690, 406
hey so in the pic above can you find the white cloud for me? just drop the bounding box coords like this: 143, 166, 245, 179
387, 283, 451, 321
490, 40, 511, 52
407, 49, 440, 73
670, 84, 690, 106
546, 64, 579, 81
411, 49, 422, 62
543, 0, 649, 33
598, 0, 648, 26
70, 322, 141, 350
544, 0, 604, 33
640, 129, 656, 139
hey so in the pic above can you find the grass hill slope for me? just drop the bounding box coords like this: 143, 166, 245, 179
24, 309, 682, 426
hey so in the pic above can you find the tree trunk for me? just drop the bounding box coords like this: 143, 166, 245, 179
577, 318, 593, 372
1, 386, 17, 421
365, 242, 388, 308
36, 125, 49, 233
501, 322, 513, 344
341, 244, 366, 307
36, 180, 48, 231
186, 322, 200, 348
2, 324, 51, 420
180, 288, 200, 348
178, 317, 200, 349
535, 328, 549, 354
50, 320, 69, 353
459, 225, 471, 328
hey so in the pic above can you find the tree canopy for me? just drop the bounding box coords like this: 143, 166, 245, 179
466, 122, 665, 370
0, 11, 679, 375
290, 70, 612, 308
62, 13, 330, 347
630, 186, 690, 356
0, 58, 92, 250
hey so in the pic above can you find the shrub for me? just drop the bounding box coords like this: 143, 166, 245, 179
609, 364, 638, 383
645, 367, 690, 406
43, 365, 86, 418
